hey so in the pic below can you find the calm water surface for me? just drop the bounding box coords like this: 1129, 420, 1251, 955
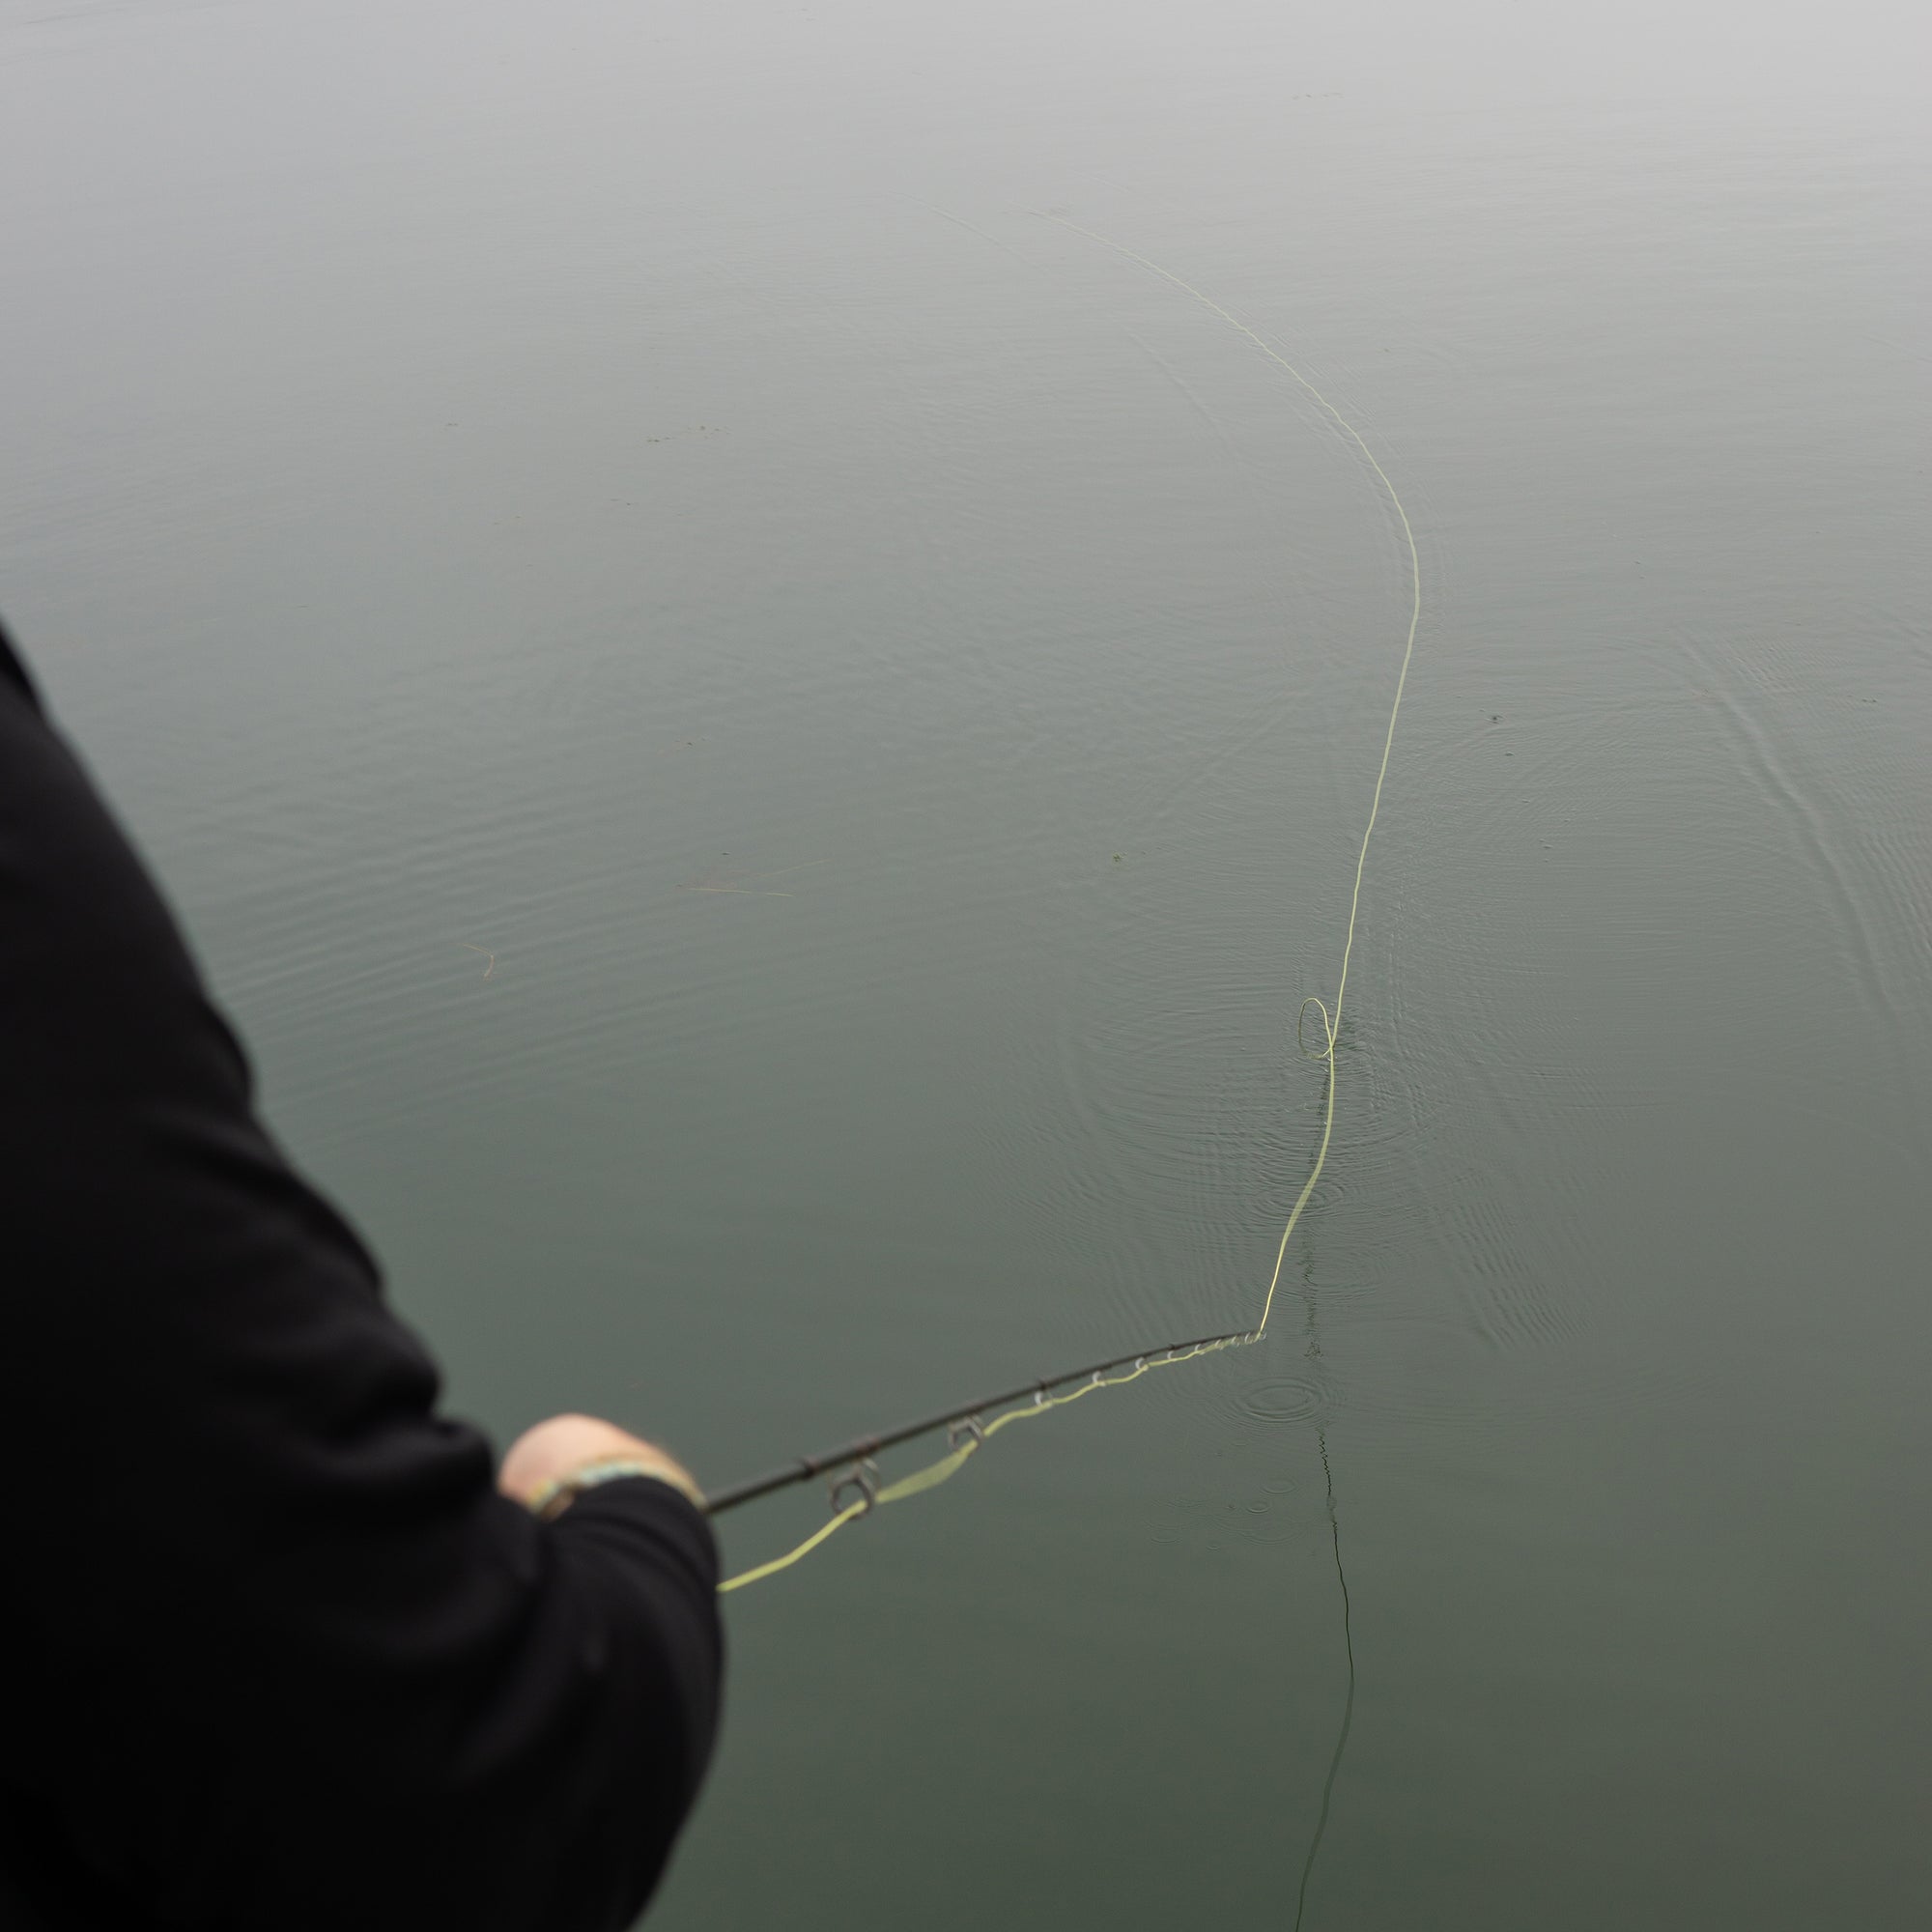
3, 4, 1929, 1925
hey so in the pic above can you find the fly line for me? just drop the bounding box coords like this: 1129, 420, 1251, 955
711, 218, 1422, 1593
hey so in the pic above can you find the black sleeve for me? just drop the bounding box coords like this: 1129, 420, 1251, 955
0, 623, 722, 1932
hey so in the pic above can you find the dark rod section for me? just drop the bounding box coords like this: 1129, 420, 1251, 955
703, 1326, 1255, 1515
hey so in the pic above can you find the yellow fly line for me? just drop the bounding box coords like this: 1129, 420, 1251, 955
717, 219, 1422, 1595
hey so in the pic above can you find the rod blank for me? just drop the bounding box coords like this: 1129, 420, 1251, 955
703, 1327, 1253, 1515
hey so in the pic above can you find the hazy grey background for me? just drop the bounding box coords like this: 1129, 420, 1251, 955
3, 3, 1928, 1926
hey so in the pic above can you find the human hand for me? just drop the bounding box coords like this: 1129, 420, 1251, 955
498, 1413, 702, 1514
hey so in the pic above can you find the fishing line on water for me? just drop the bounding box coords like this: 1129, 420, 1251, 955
711, 216, 1422, 1594
1036, 216, 1424, 1343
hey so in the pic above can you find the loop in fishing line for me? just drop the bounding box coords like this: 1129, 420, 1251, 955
1297, 995, 1338, 1062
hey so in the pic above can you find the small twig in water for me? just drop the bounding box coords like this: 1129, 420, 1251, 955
459, 943, 496, 980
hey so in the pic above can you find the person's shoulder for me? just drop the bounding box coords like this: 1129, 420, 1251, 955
0, 619, 45, 709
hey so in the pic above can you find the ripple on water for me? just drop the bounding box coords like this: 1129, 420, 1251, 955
1236, 1372, 1328, 1424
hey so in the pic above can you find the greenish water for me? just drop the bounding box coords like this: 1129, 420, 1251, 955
4, 4, 1929, 1925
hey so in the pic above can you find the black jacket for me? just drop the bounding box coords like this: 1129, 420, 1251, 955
0, 625, 722, 1931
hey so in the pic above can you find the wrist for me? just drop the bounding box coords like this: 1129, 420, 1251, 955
499, 1413, 699, 1513
526, 1456, 706, 1520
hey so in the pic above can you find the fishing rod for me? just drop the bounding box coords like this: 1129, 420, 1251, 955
704, 1324, 1255, 1516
